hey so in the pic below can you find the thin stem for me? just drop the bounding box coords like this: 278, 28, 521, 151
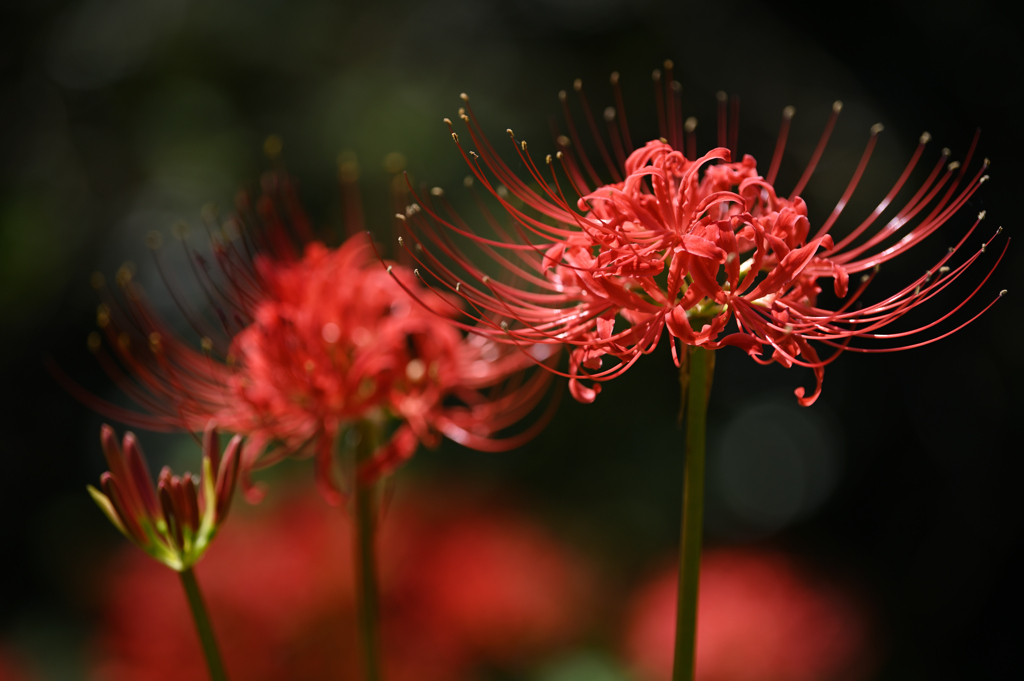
353, 421, 384, 681
672, 345, 712, 681
179, 567, 229, 681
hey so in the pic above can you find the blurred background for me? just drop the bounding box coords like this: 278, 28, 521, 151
1, 0, 1022, 679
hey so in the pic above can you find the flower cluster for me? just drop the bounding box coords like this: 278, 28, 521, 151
398, 68, 1007, 403
75, 173, 555, 503
88, 423, 241, 571
624, 549, 872, 681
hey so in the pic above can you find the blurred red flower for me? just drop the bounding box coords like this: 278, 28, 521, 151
398, 68, 1006, 404
623, 549, 872, 681
88, 484, 595, 681
72, 173, 555, 503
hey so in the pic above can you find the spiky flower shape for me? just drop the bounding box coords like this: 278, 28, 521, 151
89, 423, 241, 571
74, 173, 555, 504
394, 65, 1008, 404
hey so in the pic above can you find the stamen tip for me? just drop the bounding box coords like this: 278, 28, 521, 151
1000, 289, 1008, 297
481, 275, 490, 283
941, 147, 951, 157
146, 231, 162, 250
430, 187, 444, 196
609, 71, 620, 85
651, 68, 661, 81
573, 78, 582, 92
507, 128, 514, 137
684, 116, 697, 133
832, 100, 843, 112
459, 92, 469, 102
603, 106, 616, 122
716, 90, 727, 102
663, 59, 674, 69
919, 131, 931, 144
870, 122, 884, 135
948, 160, 961, 171
443, 117, 452, 125
451, 132, 459, 143
979, 175, 990, 184
782, 105, 795, 120
90, 272, 105, 290
413, 268, 421, 278
463, 175, 474, 188
558, 90, 568, 102
978, 210, 987, 220
387, 265, 393, 274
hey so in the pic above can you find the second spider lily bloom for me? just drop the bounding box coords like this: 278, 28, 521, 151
398, 68, 1008, 405
75, 172, 556, 504
88, 423, 241, 572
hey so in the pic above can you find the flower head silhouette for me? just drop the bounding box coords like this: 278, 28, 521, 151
71, 171, 555, 503
395, 65, 1007, 404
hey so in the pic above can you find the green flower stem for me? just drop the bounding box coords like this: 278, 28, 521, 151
673, 345, 712, 681
353, 421, 384, 681
179, 567, 228, 681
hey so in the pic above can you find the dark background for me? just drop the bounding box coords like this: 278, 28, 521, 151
1, 0, 1021, 678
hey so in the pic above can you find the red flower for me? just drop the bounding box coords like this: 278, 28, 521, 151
398, 67, 1007, 404
88, 423, 241, 571
72, 173, 555, 503
88, 485, 596, 681
623, 549, 873, 681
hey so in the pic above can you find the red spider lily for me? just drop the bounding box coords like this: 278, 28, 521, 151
66, 173, 555, 504
90, 485, 596, 681
623, 549, 873, 681
395, 65, 1008, 404
88, 423, 241, 571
